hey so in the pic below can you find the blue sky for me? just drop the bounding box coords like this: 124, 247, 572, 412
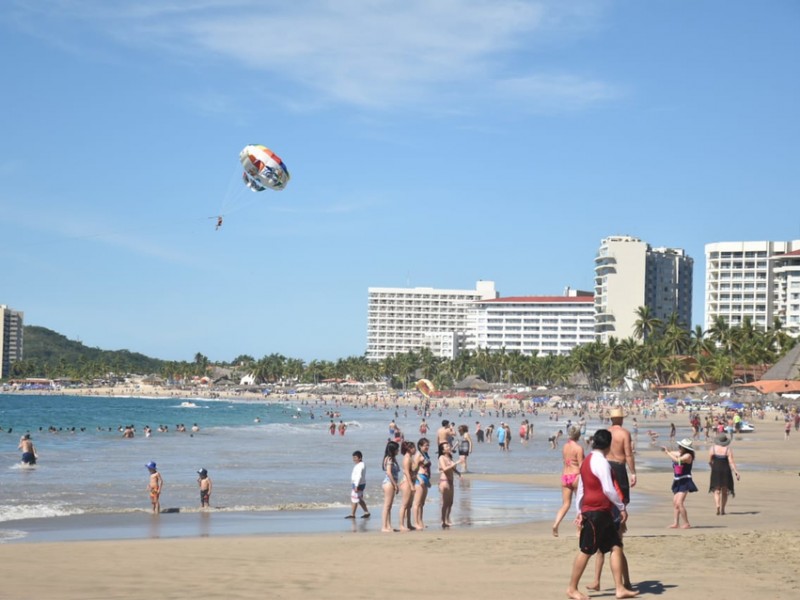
1, 1, 798, 363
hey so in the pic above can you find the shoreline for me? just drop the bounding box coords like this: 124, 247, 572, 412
0, 421, 796, 598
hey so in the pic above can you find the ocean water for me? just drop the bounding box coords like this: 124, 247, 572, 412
0, 394, 661, 543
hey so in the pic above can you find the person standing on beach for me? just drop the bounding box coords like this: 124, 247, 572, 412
708, 432, 739, 515
145, 461, 163, 514
552, 426, 584, 537
197, 468, 212, 509
412, 438, 432, 529
604, 406, 636, 589
663, 439, 698, 528
437, 441, 463, 528
565, 429, 638, 600
18, 434, 37, 465
381, 441, 400, 532
347, 451, 370, 519
398, 441, 418, 531
457, 424, 473, 472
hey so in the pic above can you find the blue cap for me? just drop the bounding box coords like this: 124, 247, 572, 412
145, 461, 157, 470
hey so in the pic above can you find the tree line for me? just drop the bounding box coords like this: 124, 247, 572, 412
8, 310, 798, 392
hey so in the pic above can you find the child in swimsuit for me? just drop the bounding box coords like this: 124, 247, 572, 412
145, 462, 163, 514
197, 468, 212, 508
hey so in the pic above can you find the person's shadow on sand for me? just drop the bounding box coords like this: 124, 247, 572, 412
635, 580, 673, 595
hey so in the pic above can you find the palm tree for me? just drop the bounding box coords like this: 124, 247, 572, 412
633, 306, 663, 342
707, 316, 733, 352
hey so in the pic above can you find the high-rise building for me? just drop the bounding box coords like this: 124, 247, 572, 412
705, 240, 800, 336
366, 281, 498, 360
469, 289, 595, 356
594, 235, 693, 343
0, 305, 24, 379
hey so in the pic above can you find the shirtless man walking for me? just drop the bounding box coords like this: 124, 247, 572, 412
18, 434, 37, 465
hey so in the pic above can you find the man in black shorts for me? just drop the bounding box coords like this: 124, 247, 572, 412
565, 429, 638, 600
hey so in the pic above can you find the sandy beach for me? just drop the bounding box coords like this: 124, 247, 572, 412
1, 410, 797, 599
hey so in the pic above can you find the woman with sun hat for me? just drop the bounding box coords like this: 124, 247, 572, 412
662, 438, 698, 529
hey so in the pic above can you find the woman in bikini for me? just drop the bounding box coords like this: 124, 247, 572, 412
438, 441, 464, 528
412, 438, 432, 529
398, 440, 418, 531
381, 441, 400, 532
552, 426, 584, 537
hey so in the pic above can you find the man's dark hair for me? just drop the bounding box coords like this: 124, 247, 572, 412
441, 420, 449, 427
592, 429, 612, 450
352, 450, 363, 459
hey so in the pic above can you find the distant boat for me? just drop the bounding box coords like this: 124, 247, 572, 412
180, 401, 198, 408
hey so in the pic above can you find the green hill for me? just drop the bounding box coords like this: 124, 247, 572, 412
19, 325, 164, 376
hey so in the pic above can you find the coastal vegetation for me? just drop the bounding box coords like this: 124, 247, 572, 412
8, 312, 798, 391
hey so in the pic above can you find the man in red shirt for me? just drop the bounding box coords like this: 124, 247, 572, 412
566, 429, 638, 600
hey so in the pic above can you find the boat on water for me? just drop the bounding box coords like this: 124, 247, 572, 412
180, 401, 198, 408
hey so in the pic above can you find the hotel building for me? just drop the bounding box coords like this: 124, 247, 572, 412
705, 240, 800, 337
0, 305, 24, 379
366, 281, 498, 360
594, 235, 693, 342
469, 289, 596, 356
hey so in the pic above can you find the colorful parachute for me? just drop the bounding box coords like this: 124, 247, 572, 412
239, 144, 290, 192
416, 379, 435, 398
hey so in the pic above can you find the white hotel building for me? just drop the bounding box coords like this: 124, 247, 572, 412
705, 240, 800, 337
366, 281, 498, 361
366, 282, 596, 360
469, 291, 596, 356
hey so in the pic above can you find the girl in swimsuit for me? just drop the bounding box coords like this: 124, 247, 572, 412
412, 438, 432, 529
398, 441, 418, 531
457, 424, 473, 472
381, 441, 400, 532
438, 441, 464, 528
552, 426, 584, 537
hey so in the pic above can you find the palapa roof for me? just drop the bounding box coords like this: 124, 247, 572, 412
760, 343, 800, 381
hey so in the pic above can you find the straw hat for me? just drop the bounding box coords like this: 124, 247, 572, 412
715, 432, 731, 447
677, 438, 694, 450
609, 406, 625, 419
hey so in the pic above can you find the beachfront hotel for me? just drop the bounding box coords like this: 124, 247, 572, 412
366, 281, 498, 360
0, 304, 24, 379
468, 289, 596, 356
594, 235, 693, 343
705, 240, 800, 337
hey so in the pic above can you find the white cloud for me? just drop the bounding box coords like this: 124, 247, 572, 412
8, 0, 621, 112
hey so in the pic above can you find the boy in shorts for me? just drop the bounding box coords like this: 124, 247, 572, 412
197, 468, 212, 508
565, 430, 638, 600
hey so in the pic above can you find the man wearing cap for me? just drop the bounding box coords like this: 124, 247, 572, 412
566, 429, 638, 600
